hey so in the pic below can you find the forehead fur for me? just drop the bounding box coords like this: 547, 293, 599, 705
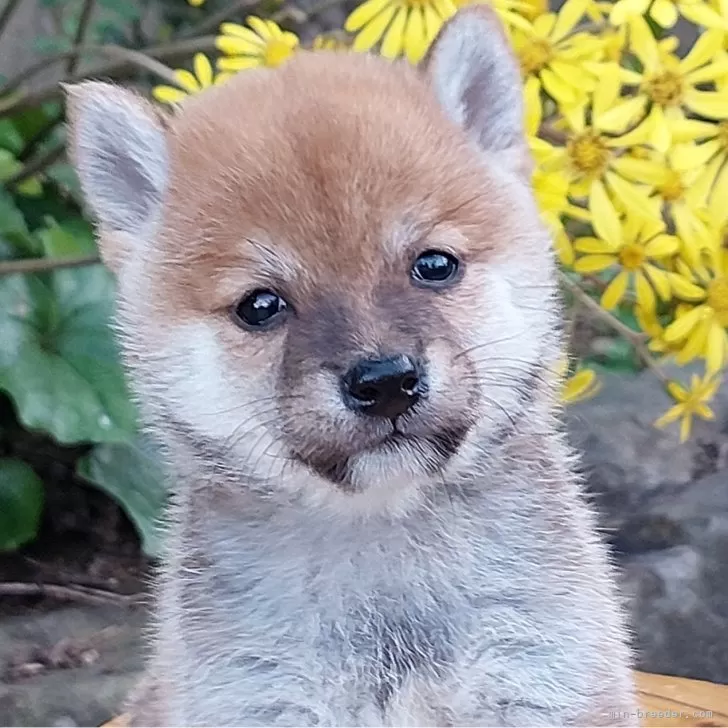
151, 50, 534, 314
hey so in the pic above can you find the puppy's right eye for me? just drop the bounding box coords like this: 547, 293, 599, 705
232, 289, 289, 330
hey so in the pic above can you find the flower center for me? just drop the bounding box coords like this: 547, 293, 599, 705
657, 170, 684, 202
264, 40, 294, 68
619, 244, 645, 271
518, 38, 553, 75
708, 277, 728, 326
567, 131, 610, 177
644, 70, 684, 107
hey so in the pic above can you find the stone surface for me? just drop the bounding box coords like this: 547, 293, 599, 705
567, 365, 728, 684
0, 605, 146, 727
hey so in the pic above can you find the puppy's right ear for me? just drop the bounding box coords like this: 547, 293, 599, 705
64, 81, 169, 271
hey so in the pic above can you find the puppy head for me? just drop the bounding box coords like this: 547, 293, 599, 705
66, 7, 560, 518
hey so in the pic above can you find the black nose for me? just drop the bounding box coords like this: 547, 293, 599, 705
342, 355, 423, 418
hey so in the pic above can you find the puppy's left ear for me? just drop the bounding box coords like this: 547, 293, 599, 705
422, 6, 531, 177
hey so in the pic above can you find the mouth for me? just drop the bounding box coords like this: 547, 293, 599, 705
295, 419, 470, 489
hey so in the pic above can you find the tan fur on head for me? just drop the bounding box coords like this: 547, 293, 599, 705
65, 34, 557, 516
65, 9, 636, 725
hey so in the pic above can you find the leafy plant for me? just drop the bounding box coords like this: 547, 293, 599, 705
1, 0, 727, 553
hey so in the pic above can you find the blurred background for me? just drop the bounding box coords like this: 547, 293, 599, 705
0, 0, 727, 725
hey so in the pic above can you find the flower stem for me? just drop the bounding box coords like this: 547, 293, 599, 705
0, 255, 100, 276
559, 271, 670, 385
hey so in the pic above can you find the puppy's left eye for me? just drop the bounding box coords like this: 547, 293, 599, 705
411, 250, 460, 286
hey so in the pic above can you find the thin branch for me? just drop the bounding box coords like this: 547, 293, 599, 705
0, 0, 22, 42
0, 581, 138, 606
181, 0, 261, 37
66, 0, 95, 76
559, 271, 670, 385
272, 0, 348, 24
0, 254, 101, 276
17, 113, 62, 161
6, 143, 64, 188
0, 36, 217, 118
95, 45, 180, 85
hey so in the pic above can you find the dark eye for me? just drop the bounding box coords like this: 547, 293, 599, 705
411, 250, 460, 286
232, 289, 288, 330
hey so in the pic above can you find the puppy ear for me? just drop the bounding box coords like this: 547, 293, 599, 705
64, 81, 170, 270
422, 6, 530, 174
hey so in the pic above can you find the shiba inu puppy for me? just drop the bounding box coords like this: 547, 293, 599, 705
66, 6, 637, 725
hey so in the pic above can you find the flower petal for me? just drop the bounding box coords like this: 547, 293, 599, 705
645, 233, 679, 258
650, 0, 678, 26
705, 320, 727, 374
219, 23, 267, 46
573, 253, 619, 272
152, 86, 188, 104
562, 368, 601, 403
684, 90, 728, 120
551, 0, 588, 40
380, 6, 407, 57
193, 53, 213, 88
589, 180, 622, 247
644, 263, 672, 300
174, 69, 200, 92
664, 304, 708, 341
574, 236, 618, 253
601, 270, 630, 309
352, 3, 397, 51
345, 0, 392, 31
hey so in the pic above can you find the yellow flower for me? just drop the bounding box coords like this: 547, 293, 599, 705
655, 373, 720, 442
670, 117, 728, 213
615, 148, 713, 267
509, 0, 602, 112
152, 53, 231, 105
636, 303, 698, 360
532, 167, 586, 266
573, 187, 678, 313
554, 357, 601, 403
541, 64, 660, 216
216, 16, 299, 71
518, 0, 549, 19
600, 23, 628, 63
187, 0, 205, 5
311, 33, 349, 51
613, 21, 728, 152
562, 366, 601, 403
664, 249, 728, 373
344, 0, 456, 63
610, 0, 728, 29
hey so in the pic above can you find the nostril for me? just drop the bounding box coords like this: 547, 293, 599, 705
342, 355, 424, 418
350, 383, 379, 403
400, 374, 420, 395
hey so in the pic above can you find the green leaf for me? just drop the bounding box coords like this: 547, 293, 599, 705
77, 436, 168, 557
45, 163, 82, 197
37, 218, 97, 257
0, 265, 138, 445
98, 0, 141, 21
0, 120, 23, 154
0, 458, 44, 551
0, 188, 35, 256
0, 150, 43, 198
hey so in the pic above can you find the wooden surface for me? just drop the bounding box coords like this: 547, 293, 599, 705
100, 671, 728, 727
635, 671, 728, 727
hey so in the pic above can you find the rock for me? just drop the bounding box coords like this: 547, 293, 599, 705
0, 605, 147, 727
567, 366, 728, 683
566, 364, 728, 536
